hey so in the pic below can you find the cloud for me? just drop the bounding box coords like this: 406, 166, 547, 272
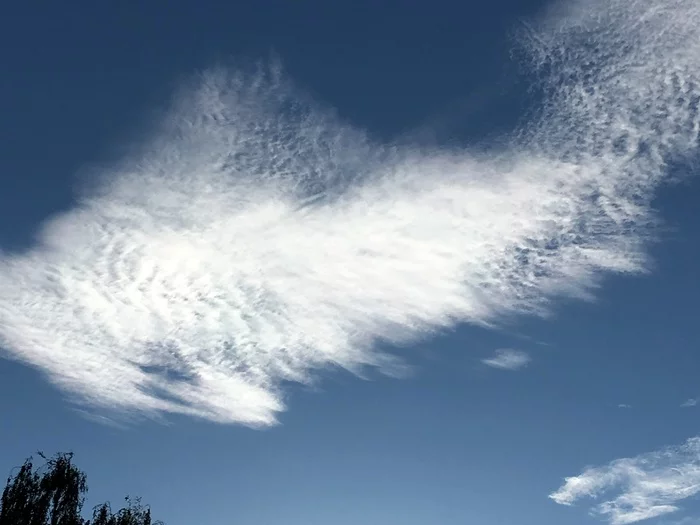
681, 399, 698, 408
482, 349, 530, 370
0, 0, 699, 425
550, 437, 700, 525
618, 404, 632, 409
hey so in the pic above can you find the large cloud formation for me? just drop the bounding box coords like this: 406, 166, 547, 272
0, 0, 698, 425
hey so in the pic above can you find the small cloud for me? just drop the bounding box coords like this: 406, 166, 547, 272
617, 404, 632, 409
681, 399, 698, 408
481, 349, 530, 371
550, 436, 700, 524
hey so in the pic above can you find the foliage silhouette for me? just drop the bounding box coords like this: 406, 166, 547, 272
0, 453, 162, 525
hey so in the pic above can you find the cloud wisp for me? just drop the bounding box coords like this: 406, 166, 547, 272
550, 437, 700, 525
0, 0, 699, 425
681, 399, 698, 408
482, 349, 530, 371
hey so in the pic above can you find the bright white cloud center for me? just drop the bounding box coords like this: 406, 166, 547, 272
0, 0, 698, 425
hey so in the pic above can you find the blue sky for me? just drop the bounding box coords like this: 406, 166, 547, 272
1, 1, 699, 524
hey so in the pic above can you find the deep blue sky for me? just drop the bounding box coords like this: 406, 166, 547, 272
1, 1, 699, 525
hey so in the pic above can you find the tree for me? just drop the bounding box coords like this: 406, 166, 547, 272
88, 497, 155, 525
0, 453, 162, 525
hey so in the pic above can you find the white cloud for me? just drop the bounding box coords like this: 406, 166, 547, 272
618, 404, 632, 409
550, 437, 700, 525
0, 0, 699, 425
482, 349, 530, 370
681, 399, 698, 408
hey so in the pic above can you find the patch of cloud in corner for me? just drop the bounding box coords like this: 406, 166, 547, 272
681, 399, 698, 408
550, 436, 700, 525
481, 349, 531, 371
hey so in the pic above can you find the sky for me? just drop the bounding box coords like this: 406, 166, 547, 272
1, 0, 699, 524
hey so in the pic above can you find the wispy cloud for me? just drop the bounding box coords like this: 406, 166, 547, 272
550, 437, 700, 525
482, 349, 530, 371
617, 404, 632, 409
0, 0, 699, 425
681, 399, 698, 408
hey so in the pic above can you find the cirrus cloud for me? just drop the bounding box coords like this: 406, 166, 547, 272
550, 437, 700, 525
0, 0, 699, 425
482, 349, 531, 370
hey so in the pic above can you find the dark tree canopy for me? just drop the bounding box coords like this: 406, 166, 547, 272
0, 453, 162, 525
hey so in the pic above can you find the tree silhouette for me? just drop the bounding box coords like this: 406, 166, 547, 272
88, 497, 156, 525
0, 453, 162, 525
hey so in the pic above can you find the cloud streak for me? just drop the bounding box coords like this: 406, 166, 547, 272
550, 437, 700, 524
482, 349, 530, 370
0, 0, 699, 425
